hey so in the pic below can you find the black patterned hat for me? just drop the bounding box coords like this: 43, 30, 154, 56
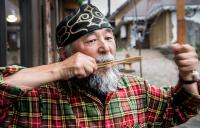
56, 4, 112, 47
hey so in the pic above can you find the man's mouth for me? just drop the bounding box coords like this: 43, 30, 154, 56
96, 59, 112, 63
97, 60, 113, 69
95, 54, 115, 69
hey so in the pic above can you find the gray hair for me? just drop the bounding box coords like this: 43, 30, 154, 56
63, 44, 74, 57
57, 44, 74, 61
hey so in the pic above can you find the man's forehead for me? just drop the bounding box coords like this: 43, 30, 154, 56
84, 28, 113, 37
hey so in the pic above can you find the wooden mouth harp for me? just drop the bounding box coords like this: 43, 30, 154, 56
97, 56, 142, 68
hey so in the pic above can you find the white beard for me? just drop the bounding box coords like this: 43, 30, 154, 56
88, 54, 121, 94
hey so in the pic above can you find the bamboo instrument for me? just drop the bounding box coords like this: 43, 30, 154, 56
176, 0, 186, 45
97, 56, 142, 69
176, 1, 199, 79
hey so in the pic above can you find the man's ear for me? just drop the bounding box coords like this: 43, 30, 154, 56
58, 47, 66, 61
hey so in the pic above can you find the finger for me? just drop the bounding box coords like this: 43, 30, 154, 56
174, 52, 198, 60
84, 61, 98, 74
89, 58, 98, 71
79, 64, 96, 78
175, 59, 198, 67
171, 43, 182, 53
82, 54, 98, 70
171, 44, 195, 54
84, 66, 95, 76
74, 60, 96, 78
74, 68, 87, 78
178, 65, 197, 72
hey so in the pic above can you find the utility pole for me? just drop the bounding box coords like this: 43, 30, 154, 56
107, 0, 111, 17
88, 0, 90, 4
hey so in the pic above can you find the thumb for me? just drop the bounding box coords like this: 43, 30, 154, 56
170, 43, 182, 53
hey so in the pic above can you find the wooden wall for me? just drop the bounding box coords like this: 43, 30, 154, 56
149, 11, 173, 48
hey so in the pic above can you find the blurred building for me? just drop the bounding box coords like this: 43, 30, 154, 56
110, 0, 200, 49
0, 0, 82, 67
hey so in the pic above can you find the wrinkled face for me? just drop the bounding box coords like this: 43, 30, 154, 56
72, 28, 116, 59
73, 28, 120, 94
60, 28, 120, 94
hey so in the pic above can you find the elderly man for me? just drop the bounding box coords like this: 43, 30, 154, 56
0, 4, 200, 128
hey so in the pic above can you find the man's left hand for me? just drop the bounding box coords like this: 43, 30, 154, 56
171, 43, 199, 81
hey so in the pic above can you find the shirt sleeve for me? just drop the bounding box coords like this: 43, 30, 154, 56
0, 65, 26, 122
145, 79, 200, 127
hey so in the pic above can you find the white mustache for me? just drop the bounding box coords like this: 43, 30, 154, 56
95, 54, 114, 63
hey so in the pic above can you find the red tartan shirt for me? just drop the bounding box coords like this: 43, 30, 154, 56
0, 65, 200, 128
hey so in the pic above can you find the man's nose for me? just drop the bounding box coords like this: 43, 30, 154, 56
98, 39, 110, 54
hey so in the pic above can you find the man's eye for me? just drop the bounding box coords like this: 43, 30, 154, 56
85, 39, 96, 45
105, 37, 113, 41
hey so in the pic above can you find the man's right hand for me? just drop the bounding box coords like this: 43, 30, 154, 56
57, 52, 97, 80
3, 52, 97, 89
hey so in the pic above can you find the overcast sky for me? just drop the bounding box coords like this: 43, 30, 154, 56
84, 0, 127, 15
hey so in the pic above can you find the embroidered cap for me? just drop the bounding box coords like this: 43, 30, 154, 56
56, 4, 112, 47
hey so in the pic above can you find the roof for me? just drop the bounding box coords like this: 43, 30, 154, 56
109, 0, 131, 20
123, 0, 200, 21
